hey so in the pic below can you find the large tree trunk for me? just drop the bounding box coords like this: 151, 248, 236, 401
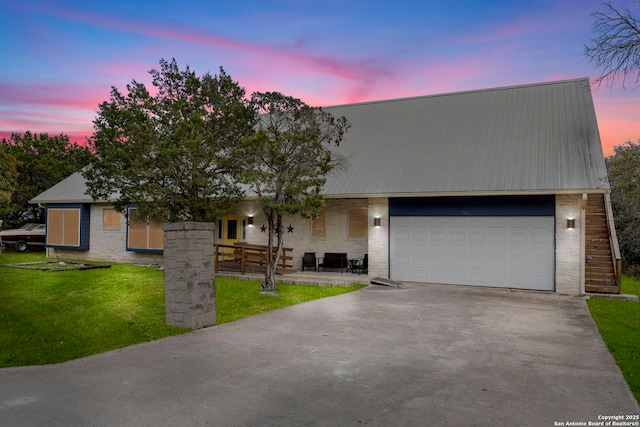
262, 211, 284, 292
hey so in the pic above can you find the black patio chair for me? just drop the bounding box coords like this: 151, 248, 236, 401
351, 254, 368, 275
302, 252, 317, 271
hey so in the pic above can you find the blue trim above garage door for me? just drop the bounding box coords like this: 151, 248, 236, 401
389, 195, 555, 217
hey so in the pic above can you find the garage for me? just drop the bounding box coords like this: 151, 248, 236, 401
389, 196, 556, 291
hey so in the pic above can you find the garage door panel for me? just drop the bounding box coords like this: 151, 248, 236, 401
450, 272, 467, 283
510, 274, 529, 287
510, 259, 528, 271
487, 273, 507, 286
390, 216, 554, 291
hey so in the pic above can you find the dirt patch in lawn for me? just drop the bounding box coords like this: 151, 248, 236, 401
1, 261, 111, 272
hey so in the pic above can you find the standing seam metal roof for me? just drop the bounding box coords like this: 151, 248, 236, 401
30, 78, 608, 204
321, 78, 608, 196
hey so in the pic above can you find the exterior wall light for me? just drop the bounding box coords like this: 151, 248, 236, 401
248, 216, 254, 225
374, 217, 381, 227
567, 218, 575, 229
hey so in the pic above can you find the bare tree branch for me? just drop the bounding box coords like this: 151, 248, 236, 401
585, 1, 640, 89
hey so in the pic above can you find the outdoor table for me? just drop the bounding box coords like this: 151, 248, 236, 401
347, 258, 362, 273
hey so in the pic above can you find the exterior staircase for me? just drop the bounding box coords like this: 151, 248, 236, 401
585, 194, 621, 293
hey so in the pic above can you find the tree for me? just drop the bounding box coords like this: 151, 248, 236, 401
585, 2, 640, 267
84, 58, 256, 222
237, 92, 350, 291
0, 143, 18, 220
1, 132, 92, 228
585, 1, 640, 88
607, 140, 640, 266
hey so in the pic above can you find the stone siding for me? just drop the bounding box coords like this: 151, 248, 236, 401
555, 194, 585, 295
163, 222, 216, 329
367, 198, 389, 278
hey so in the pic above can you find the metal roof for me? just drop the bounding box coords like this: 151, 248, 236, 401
31, 171, 96, 204
322, 78, 609, 196
31, 78, 608, 204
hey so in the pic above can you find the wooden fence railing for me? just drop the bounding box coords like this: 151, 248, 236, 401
214, 242, 293, 274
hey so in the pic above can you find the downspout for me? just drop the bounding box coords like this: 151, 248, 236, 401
580, 193, 587, 295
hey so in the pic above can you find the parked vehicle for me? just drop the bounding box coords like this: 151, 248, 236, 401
0, 223, 46, 252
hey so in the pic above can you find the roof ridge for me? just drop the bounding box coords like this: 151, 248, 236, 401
321, 77, 591, 109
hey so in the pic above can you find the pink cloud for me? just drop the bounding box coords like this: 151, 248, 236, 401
0, 130, 91, 146
5, 2, 623, 156
0, 112, 93, 130
596, 117, 639, 157
0, 81, 97, 145
0, 82, 108, 111
36, 5, 395, 103
590, 86, 640, 156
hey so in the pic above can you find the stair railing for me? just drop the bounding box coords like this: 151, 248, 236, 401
603, 193, 622, 289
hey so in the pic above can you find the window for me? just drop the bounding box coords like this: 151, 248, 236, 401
47, 208, 80, 246
46, 205, 89, 249
227, 219, 238, 240
349, 208, 368, 238
127, 207, 163, 251
311, 210, 326, 237
103, 208, 121, 228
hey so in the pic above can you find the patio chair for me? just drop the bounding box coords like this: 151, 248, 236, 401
302, 252, 317, 271
318, 253, 348, 273
351, 254, 368, 275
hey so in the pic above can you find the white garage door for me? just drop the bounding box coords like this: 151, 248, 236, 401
390, 216, 555, 291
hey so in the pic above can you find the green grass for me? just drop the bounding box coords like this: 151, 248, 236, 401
216, 278, 364, 324
587, 276, 640, 404
2, 251, 637, 403
0, 251, 365, 367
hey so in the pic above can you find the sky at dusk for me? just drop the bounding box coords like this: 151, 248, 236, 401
2, 0, 640, 157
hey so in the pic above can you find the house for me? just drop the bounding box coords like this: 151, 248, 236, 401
31, 78, 620, 295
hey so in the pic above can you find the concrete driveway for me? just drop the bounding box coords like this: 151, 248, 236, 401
0, 283, 638, 426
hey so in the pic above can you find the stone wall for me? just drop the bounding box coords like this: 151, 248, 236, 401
555, 194, 585, 295
367, 198, 389, 278
162, 222, 216, 329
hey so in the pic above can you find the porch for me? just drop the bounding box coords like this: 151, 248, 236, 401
214, 242, 370, 286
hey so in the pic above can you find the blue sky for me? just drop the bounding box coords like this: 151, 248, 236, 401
1, 0, 639, 155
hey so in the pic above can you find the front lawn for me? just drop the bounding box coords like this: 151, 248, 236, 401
0, 252, 364, 367
587, 276, 640, 404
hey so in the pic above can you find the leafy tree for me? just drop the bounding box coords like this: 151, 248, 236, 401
585, 1, 640, 88
607, 140, 640, 266
0, 143, 18, 220
84, 58, 255, 222
1, 132, 92, 228
237, 92, 350, 291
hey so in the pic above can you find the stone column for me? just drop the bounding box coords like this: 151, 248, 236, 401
368, 197, 389, 278
555, 194, 584, 295
162, 222, 216, 329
